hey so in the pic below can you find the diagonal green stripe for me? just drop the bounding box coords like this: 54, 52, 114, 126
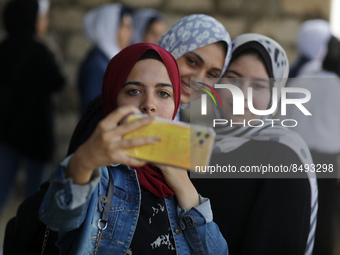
197, 82, 223, 106
198, 87, 217, 106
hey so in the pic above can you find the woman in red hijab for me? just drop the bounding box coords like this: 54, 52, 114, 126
39, 43, 229, 255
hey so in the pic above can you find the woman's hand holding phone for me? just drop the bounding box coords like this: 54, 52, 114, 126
66, 106, 160, 184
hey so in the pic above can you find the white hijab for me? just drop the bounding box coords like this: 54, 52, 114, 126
215, 34, 309, 165
296, 19, 332, 77
37, 0, 49, 17
83, 3, 123, 60
214, 34, 317, 255
297, 19, 332, 62
131, 8, 164, 44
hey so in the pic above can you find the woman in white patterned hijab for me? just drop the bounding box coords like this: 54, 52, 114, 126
158, 14, 232, 116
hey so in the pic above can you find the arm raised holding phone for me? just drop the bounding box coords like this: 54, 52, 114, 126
39, 43, 228, 255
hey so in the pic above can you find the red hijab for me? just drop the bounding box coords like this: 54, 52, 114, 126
102, 43, 181, 198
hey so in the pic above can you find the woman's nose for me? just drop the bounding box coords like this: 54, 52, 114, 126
140, 94, 156, 114
196, 69, 206, 79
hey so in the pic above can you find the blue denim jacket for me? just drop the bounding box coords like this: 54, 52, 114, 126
39, 156, 228, 254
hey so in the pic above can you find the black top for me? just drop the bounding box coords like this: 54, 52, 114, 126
127, 190, 176, 254
3, 0, 38, 36
192, 140, 311, 255
0, 0, 65, 161
0, 35, 65, 161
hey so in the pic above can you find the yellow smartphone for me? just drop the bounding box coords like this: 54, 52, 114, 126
123, 114, 215, 170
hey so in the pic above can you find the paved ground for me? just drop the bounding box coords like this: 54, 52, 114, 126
0, 192, 22, 254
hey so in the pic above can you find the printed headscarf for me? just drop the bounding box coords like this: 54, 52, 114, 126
131, 8, 165, 44
102, 43, 181, 198
231, 33, 289, 93
213, 33, 289, 119
215, 33, 312, 167
214, 34, 317, 254
83, 3, 124, 60
157, 14, 232, 76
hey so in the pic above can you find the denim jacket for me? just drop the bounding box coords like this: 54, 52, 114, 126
39, 156, 228, 254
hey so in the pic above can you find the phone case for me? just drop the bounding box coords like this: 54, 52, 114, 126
123, 114, 215, 170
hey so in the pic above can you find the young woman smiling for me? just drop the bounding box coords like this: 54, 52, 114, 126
158, 14, 232, 120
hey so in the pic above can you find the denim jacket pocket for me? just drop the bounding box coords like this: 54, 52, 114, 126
91, 181, 124, 241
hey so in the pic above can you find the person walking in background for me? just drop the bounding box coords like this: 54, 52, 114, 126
78, 3, 133, 113
0, 0, 65, 213
284, 20, 340, 255
131, 8, 167, 44
289, 19, 332, 78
